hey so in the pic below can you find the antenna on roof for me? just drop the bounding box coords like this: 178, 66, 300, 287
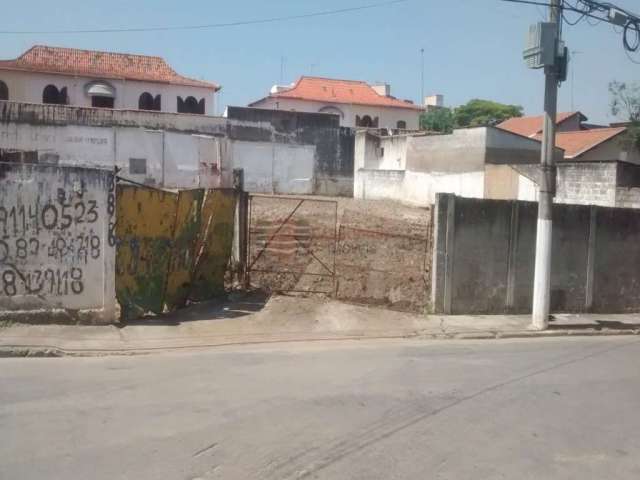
280, 56, 286, 84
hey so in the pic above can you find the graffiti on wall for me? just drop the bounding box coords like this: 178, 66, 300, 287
0, 163, 116, 320
115, 185, 236, 320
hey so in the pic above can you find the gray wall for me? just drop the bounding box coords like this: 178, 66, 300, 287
432, 193, 640, 314
0, 102, 355, 197
226, 107, 355, 196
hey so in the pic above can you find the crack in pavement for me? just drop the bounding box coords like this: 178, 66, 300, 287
272, 338, 640, 479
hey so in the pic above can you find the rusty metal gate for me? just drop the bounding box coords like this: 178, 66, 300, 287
247, 194, 338, 294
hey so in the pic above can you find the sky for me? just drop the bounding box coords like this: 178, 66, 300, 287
1, 0, 638, 123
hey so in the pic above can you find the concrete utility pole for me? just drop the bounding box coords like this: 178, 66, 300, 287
531, 0, 562, 330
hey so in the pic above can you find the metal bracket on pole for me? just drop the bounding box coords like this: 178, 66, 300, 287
539, 164, 557, 196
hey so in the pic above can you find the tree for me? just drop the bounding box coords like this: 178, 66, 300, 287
609, 80, 640, 150
453, 99, 523, 128
420, 107, 454, 133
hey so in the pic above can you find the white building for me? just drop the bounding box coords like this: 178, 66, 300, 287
0, 45, 219, 115
249, 76, 424, 130
354, 127, 563, 207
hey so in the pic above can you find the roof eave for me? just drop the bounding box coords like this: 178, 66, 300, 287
268, 94, 424, 111
0, 65, 219, 90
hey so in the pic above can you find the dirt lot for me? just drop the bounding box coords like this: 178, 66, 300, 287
248, 195, 432, 313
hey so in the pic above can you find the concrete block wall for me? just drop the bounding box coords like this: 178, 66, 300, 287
615, 187, 640, 209
432, 193, 640, 314
555, 163, 617, 207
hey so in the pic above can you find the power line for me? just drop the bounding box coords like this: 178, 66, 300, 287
0, 0, 409, 35
501, 0, 640, 61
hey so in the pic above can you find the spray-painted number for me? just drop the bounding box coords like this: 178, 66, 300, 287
0, 201, 99, 237
0, 267, 84, 297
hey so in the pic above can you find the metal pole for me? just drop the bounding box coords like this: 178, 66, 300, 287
531, 0, 561, 330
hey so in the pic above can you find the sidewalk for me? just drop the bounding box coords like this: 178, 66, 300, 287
1, 293, 639, 357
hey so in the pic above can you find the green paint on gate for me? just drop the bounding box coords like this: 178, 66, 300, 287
115, 186, 178, 320
115, 185, 237, 321
190, 189, 237, 302
165, 189, 205, 310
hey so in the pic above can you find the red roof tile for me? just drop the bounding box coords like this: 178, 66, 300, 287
253, 76, 424, 111
498, 112, 584, 137
534, 127, 627, 159
0, 45, 219, 90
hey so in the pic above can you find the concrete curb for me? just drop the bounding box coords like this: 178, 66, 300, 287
0, 327, 638, 358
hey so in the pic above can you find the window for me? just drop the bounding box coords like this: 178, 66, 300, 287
617, 162, 640, 188
92, 96, 114, 108
139, 92, 161, 111
357, 115, 374, 128
129, 158, 147, 175
0, 80, 8, 101
177, 95, 205, 114
397, 120, 407, 129
85, 81, 116, 109
42, 85, 67, 105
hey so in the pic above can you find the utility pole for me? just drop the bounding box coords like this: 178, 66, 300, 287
531, 0, 562, 330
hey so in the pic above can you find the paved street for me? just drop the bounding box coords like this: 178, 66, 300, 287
2, 336, 640, 479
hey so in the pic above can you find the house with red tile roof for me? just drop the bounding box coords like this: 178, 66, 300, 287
249, 76, 424, 130
0, 45, 220, 115
500, 111, 640, 208
498, 111, 588, 137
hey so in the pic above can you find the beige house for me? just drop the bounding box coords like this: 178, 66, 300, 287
249, 76, 424, 130
0, 45, 220, 115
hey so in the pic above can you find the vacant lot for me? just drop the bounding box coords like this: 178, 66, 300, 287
248, 195, 432, 312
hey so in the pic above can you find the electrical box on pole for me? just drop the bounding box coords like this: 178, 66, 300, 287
524, 22, 558, 69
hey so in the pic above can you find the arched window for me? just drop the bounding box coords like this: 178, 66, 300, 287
397, 120, 407, 129
0, 80, 8, 101
358, 115, 374, 128
138, 92, 155, 110
43, 84, 66, 104
153, 94, 162, 111
85, 81, 116, 109
177, 95, 205, 114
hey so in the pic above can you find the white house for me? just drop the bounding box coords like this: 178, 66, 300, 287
249, 76, 424, 130
0, 45, 220, 115
354, 127, 564, 207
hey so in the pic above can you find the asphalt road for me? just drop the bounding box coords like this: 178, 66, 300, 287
2, 336, 640, 480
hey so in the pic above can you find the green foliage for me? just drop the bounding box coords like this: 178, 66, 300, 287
420, 107, 454, 133
609, 81, 640, 122
453, 99, 523, 128
609, 81, 640, 151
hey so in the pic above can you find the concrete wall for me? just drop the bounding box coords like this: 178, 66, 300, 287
355, 167, 485, 206
0, 163, 116, 323
228, 141, 315, 194
0, 118, 224, 189
0, 69, 216, 115
0, 102, 356, 196
250, 96, 421, 130
432, 193, 640, 314
555, 162, 618, 207
226, 106, 355, 196
353, 128, 544, 207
